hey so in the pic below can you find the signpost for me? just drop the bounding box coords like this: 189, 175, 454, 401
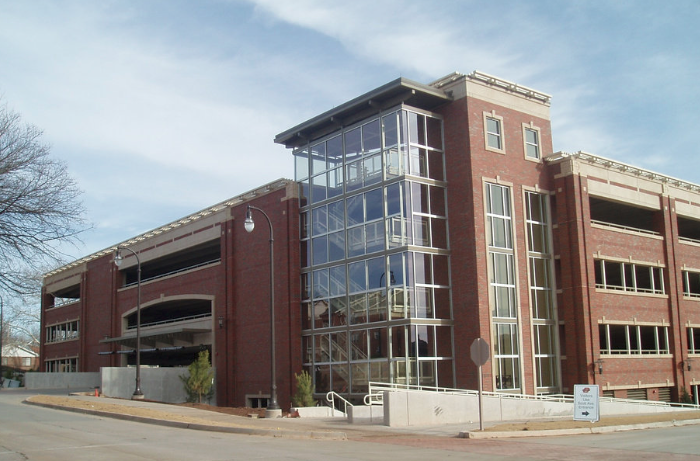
573, 384, 600, 422
470, 338, 490, 431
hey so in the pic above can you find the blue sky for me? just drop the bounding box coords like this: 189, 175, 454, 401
1, 0, 699, 262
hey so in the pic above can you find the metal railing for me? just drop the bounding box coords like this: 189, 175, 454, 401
325, 391, 353, 416
365, 381, 700, 410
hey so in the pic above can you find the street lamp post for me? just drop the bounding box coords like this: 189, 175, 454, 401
244, 205, 281, 417
114, 246, 145, 400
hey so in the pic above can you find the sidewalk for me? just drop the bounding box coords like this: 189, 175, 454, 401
24, 393, 700, 441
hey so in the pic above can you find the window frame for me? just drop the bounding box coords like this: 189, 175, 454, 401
483, 112, 505, 154
522, 123, 541, 162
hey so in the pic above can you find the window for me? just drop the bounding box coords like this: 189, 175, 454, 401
45, 320, 79, 343
682, 270, 700, 298
594, 259, 664, 294
45, 357, 78, 372
599, 323, 669, 355
485, 115, 503, 152
688, 327, 700, 354
523, 126, 540, 160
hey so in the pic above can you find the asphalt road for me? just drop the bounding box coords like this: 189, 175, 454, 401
2, 389, 700, 460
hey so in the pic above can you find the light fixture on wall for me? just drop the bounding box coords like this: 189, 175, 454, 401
686, 358, 693, 372
595, 358, 604, 375
218, 315, 224, 329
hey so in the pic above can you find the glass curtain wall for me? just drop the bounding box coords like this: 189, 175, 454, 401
486, 183, 521, 391
525, 191, 560, 393
296, 108, 452, 399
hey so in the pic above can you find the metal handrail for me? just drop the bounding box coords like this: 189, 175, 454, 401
325, 391, 353, 416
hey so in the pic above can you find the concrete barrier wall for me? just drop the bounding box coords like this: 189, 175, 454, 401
25, 372, 101, 390
348, 404, 384, 424
101, 367, 216, 405
383, 390, 694, 427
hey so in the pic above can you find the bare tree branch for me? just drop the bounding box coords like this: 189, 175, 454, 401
0, 100, 89, 297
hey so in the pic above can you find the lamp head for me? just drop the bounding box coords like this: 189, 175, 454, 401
244, 206, 255, 233
114, 248, 123, 267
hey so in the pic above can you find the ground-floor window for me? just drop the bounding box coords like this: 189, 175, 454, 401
303, 324, 452, 396
493, 322, 520, 390
45, 357, 78, 372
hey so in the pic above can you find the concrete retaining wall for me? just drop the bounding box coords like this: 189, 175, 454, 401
348, 404, 384, 424
101, 367, 216, 405
25, 372, 101, 390
383, 390, 693, 427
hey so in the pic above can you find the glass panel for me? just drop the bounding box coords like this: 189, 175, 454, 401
295, 148, 309, 180
410, 147, 428, 177
413, 286, 433, 318
311, 173, 327, 204
312, 206, 327, 236
345, 159, 363, 192
412, 216, 430, 246
388, 253, 404, 286
315, 364, 330, 393
313, 301, 329, 329
365, 220, 385, 254
300, 211, 309, 239
327, 167, 343, 198
431, 218, 447, 249
346, 194, 364, 226
349, 293, 367, 324
430, 186, 446, 216
383, 112, 398, 149
328, 231, 345, 262
313, 268, 329, 298
312, 235, 328, 265
362, 119, 381, 154
348, 261, 366, 293
311, 142, 326, 175
366, 257, 385, 290
347, 226, 365, 258
326, 135, 343, 169
344, 127, 362, 162
329, 265, 346, 296
408, 112, 426, 145
327, 200, 344, 231
414, 253, 432, 285
367, 290, 386, 322
365, 188, 383, 221
331, 364, 348, 393
370, 328, 387, 359
299, 179, 309, 206
351, 362, 369, 394
363, 153, 382, 186
426, 116, 442, 149
300, 239, 310, 268
301, 273, 310, 300
434, 287, 450, 319
386, 183, 402, 216
329, 296, 347, 326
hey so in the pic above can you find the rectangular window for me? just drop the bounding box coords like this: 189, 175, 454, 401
688, 327, 700, 354
599, 323, 669, 354
595, 259, 664, 294
486, 116, 503, 151
524, 127, 540, 160
683, 270, 700, 298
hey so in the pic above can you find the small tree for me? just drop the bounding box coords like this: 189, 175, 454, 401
180, 350, 214, 403
680, 386, 693, 404
291, 370, 315, 408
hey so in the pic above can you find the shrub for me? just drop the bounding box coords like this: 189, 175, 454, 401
180, 350, 214, 403
291, 370, 315, 407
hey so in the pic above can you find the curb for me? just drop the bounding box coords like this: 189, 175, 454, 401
23, 399, 347, 440
461, 418, 700, 439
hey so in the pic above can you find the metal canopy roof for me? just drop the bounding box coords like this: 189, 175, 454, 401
274, 77, 451, 149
